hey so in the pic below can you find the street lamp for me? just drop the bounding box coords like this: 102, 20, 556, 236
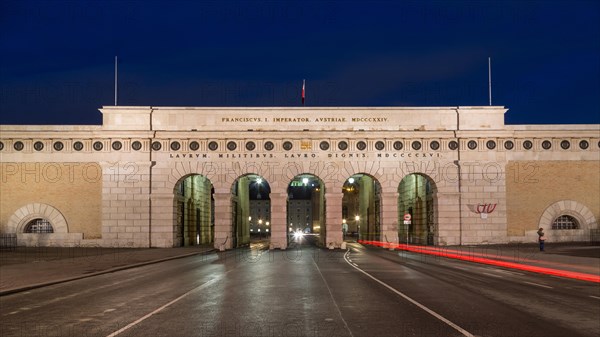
255, 177, 263, 199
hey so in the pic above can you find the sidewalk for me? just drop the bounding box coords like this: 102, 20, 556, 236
0, 245, 214, 296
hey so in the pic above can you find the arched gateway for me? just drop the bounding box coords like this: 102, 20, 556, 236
1, 106, 598, 248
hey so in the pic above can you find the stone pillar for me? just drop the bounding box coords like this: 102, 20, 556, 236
149, 193, 174, 247
213, 190, 232, 250
269, 192, 287, 250
102, 161, 153, 248
237, 177, 250, 246
380, 192, 399, 245
325, 191, 343, 248
436, 192, 461, 245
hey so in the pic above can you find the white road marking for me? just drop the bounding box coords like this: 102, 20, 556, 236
344, 251, 475, 337
490, 269, 524, 276
313, 258, 355, 337
105, 276, 223, 337
482, 272, 503, 278
523, 281, 553, 289
589, 295, 600, 300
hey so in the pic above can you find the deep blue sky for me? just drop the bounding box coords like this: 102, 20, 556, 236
1, 0, 599, 125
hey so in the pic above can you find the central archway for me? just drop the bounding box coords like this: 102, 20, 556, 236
286, 174, 325, 246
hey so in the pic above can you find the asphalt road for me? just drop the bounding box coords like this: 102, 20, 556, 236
1, 238, 598, 337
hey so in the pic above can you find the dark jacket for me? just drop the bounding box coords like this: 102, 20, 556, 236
537, 229, 545, 240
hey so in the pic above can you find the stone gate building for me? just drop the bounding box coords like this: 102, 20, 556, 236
1, 106, 598, 249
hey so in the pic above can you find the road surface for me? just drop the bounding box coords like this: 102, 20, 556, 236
1, 239, 598, 337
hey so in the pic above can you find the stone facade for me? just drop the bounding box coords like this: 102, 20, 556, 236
0, 106, 598, 248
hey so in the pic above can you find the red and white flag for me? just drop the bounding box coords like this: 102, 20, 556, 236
302, 79, 305, 106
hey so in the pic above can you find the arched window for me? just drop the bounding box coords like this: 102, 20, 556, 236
551, 215, 579, 230
24, 218, 54, 233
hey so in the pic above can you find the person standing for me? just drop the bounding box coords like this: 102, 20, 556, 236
537, 227, 546, 251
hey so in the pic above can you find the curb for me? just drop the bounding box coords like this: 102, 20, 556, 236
0, 249, 216, 297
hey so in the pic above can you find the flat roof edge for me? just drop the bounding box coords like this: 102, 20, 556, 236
506, 124, 600, 131
99, 106, 507, 110
0, 125, 103, 131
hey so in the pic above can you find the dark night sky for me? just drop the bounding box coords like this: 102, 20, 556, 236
1, 0, 599, 126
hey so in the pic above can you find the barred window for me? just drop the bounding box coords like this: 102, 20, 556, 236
551, 215, 579, 230
24, 218, 54, 233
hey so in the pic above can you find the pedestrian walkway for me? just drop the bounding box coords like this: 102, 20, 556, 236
0, 246, 214, 295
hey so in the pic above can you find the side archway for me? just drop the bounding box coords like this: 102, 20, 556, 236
173, 174, 215, 247
230, 173, 271, 248
397, 173, 438, 245
341, 173, 383, 242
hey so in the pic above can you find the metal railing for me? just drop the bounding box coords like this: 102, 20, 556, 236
0, 233, 17, 250
590, 229, 600, 244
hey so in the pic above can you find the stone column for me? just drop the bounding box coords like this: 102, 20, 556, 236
213, 190, 232, 250
269, 192, 287, 250
102, 161, 153, 248
436, 192, 461, 246
149, 193, 174, 247
146, 161, 176, 248
325, 191, 343, 248
380, 192, 399, 245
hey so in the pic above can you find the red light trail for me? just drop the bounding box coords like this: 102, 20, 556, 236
358, 240, 600, 283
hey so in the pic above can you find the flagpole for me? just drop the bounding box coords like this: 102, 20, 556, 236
114, 56, 118, 106
488, 57, 492, 106
302, 79, 305, 106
